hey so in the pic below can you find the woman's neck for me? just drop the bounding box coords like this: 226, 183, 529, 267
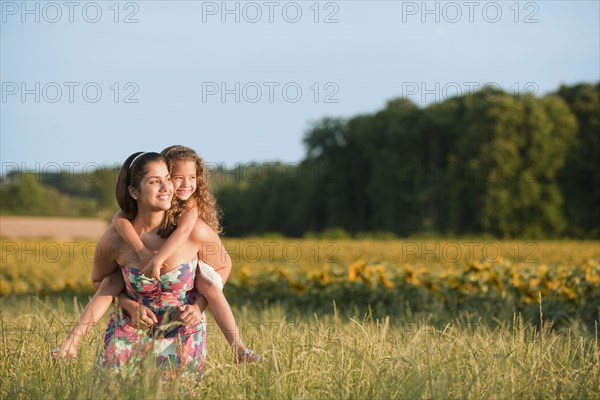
132, 210, 165, 235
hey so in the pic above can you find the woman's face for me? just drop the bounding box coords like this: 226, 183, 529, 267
133, 161, 173, 211
171, 160, 197, 201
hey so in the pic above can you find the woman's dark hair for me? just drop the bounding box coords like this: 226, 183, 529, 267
116, 152, 166, 220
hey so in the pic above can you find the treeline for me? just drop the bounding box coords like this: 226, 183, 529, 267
1, 83, 598, 238
218, 82, 599, 238
0, 168, 119, 220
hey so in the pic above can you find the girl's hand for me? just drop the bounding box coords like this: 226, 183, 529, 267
141, 258, 161, 280
177, 304, 202, 326
151, 263, 162, 280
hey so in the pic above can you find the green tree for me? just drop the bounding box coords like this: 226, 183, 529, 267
429, 89, 576, 238
0, 174, 47, 214
356, 99, 427, 235
556, 83, 600, 237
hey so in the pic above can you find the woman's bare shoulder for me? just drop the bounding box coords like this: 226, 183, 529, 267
97, 225, 124, 251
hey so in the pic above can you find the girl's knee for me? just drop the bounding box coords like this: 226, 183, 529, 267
220, 264, 232, 282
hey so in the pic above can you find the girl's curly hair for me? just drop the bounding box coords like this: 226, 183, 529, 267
157, 145, 223, 238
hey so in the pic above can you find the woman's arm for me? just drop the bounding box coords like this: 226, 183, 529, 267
143, 207, 199, 279
90, 227, 157, 327
55, 228, 124, 359
91, 227, 121, 287
54, 246, 156, 359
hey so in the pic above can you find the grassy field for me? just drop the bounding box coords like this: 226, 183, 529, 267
0, 296, 598, 399
1, 238, 599, 398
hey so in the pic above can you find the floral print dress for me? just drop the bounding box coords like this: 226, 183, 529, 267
99, 258, 207, 377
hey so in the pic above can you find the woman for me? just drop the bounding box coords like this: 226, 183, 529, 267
91, 151, 220, 376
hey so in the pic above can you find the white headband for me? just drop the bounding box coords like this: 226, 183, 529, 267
129, 152, 147, 171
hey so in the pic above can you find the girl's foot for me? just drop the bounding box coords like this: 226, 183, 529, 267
236, 349, 263, 364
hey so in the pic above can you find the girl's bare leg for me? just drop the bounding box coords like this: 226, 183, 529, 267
195, 276, 261, 362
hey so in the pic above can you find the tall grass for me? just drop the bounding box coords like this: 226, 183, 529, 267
1, 296, 598, 399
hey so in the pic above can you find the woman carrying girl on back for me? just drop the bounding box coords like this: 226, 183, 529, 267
53, 146, 261, 363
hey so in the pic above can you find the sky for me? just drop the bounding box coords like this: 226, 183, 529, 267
1, 0, 599, 173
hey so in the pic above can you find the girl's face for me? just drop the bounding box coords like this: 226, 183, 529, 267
171, 160, 197, 201
132, 161, 173, 211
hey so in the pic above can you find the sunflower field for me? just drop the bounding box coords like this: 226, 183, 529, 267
1, 238, 598, 328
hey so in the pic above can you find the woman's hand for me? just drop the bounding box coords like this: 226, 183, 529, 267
128, 303, 158, 328
51, 337, 78, 360
177, 304, 202, 326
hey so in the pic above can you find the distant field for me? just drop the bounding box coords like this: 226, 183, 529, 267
1, 217, 598, 327
1, 237, 598, 328
0, 216, 108, 240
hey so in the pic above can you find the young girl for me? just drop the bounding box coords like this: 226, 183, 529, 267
53, 146, 261, 363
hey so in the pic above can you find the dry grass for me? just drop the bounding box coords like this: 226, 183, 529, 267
0, 297, 598, 399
